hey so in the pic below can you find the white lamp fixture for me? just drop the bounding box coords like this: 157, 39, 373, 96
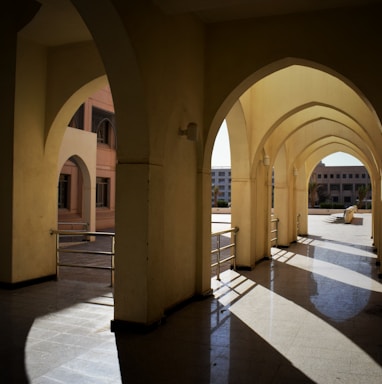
179, 122, 198, 141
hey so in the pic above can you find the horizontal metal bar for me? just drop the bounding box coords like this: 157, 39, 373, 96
211, 255, 236, 268
58, 263, 113, 271
58, 222, 88, 226
51, 229, 115, 237
58, 249, 113, 256
211, 227, 239, 236
211, 243, 236, 254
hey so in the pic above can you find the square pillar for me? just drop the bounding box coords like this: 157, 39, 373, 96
113, 162, 164, 328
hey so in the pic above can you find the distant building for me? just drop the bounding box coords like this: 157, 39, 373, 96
310, 162, 371, 207
211, 167, 231, 206
58, 86, 116, 230
212, 162, 371, 209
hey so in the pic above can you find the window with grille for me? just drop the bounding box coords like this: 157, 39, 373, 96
58, 174, 70, 209
92, 107, 115, 145
96, 177, 109, 208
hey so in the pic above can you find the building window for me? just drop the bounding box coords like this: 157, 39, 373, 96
362, 173, 366, 178
330, 184, 340, 191
330, 174, 334, 179
336, 174, 340, 179
320, 184, 328, 192
96, 177, 109, 208
218, 178, 225, 182
68, 104, 84, 130
324, 174, 327, 179
58, 174, 70, 209
343, 174, 347, 179
349, 174, 353, 178
344, 196, 352, 203
92, 107, 115, 145
355, 174, 359, 178
218, 171, 225, 176
343, 184, 353, 191
317, 174, 322, 179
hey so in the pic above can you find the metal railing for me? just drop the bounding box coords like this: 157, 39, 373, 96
270, 217, 279, 247
58, 222, 89, 230
296, 214, 300, 237
211, 227, 239, 280
50, 229, 115, 286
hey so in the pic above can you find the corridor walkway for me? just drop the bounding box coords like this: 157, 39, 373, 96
0, 214, 381, 383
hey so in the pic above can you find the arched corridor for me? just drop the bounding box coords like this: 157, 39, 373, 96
2, 2, 382, 381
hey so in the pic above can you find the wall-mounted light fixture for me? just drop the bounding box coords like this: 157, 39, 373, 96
263, 155, 270, 166
293, 167, 299, 176
179, 122, 198, 141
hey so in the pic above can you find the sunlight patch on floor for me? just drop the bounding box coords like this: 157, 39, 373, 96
213, 270, 382, 384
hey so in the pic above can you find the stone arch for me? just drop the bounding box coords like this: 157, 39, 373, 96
72, 0, 148, 162
204, 58, 382, 267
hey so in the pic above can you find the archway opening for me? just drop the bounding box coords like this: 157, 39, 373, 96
211, 120, 234, 278
57, 85, 117, 233
55, 85, 117, 286
58, 156, 85, 231
309, 152, 371, 211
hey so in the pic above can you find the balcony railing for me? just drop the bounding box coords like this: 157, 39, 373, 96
211, 227, 239, 280
50, 229, 115, 287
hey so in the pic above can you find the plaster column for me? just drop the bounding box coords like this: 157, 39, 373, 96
0, 1, 44, 285
0, 26, 17, 284
193, 169, 213, 295
273, 181, 291, 247
254, 160, 272, 260
294, 167, 308, 237
231, 177, 254, 268
113, 162, 165, 327
373, 176, 382, 275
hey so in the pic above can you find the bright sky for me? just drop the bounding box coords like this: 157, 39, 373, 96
211, 121, 363, 167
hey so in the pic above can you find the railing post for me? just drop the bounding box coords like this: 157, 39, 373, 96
217, 234, 221, 280
297, 213, 300, 237
276, 219, 279, 248
55, 231, 60, 280
111, 234, 115, 287
233, 228, 238, 270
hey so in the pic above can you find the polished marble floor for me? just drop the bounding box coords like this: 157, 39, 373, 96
0, 214, 381, 383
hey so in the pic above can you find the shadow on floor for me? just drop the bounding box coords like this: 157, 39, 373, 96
114, 297, 315, 384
